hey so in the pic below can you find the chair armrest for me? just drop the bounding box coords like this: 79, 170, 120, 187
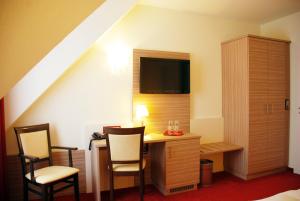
19, 154, 39, 182
51, 146, 78, 167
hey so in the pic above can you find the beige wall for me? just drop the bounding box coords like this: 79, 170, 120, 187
6, 5, 260, 178
0, 0, 105, 99
261, 11, 300, 173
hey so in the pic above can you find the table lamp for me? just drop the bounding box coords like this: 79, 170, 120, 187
136, 104, 149, 126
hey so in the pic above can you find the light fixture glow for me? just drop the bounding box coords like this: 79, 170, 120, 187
135, 104, 149, 126
106, 41, 130, 74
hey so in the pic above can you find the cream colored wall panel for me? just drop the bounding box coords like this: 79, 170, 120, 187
0, 0, 105, 98
190, 117, 223, 143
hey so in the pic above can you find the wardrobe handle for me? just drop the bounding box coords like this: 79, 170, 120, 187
285, 99, 290, 110
266, 104, 270, 113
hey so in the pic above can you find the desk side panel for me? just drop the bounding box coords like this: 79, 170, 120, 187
151, 142, 166, 193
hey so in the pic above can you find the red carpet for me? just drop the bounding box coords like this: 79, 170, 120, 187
47, 171, 300, 201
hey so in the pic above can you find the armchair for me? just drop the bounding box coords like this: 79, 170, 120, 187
14, 123, 80, 201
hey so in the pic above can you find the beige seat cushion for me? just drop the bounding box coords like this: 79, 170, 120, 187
25, 166, 79, 184
112, 159, 146, 172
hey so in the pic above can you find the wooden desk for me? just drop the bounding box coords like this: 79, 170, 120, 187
91, 133, 201, 201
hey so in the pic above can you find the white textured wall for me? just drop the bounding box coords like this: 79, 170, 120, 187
261, 11, 300, 173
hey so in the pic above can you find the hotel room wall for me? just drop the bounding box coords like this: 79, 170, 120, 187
5, 5, 260, 190
261, 11, 300, 173
0, 0, 105, 99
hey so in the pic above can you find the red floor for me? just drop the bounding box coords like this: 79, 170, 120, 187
51, 171, 300, 201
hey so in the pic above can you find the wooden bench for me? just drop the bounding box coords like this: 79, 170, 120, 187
200, 142, 243, 156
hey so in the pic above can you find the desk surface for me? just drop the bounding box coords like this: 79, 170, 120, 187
92, 133, 201, 148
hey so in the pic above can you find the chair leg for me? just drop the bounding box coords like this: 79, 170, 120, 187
139, 170, 144, 201
74, 173, 80, 201
49, 186, 54, 201
23, 180, 29, 201
109, 171, 114, 201
42, 185, 49, 201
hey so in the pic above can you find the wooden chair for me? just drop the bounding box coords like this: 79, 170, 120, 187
14, 123, 80, 201
103, 126, 146, 201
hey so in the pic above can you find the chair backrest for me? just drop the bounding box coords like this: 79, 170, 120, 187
14, 123, 52, 166
103, 127, 145, 170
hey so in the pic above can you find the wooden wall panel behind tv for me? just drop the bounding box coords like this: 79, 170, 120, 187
133, 49, 190, 134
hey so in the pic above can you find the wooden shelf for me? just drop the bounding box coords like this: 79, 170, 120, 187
200, 142, 243, 156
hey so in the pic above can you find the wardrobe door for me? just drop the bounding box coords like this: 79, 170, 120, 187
248, 38, 270, 174
267, 41, 290, 169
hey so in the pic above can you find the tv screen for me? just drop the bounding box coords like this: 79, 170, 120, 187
140, 57, 190, 94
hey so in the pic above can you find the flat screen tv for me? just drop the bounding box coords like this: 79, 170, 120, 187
140, 57, 190, 94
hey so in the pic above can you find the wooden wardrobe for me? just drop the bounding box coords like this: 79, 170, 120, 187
222, 35, 290, 180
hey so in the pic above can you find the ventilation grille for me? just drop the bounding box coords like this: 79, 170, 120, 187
169, 184, 195, 193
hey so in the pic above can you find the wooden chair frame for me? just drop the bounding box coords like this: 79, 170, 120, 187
103, 127, 145, 201
14, 123, 80, 201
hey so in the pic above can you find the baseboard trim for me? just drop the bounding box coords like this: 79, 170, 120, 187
225, 167, 288, 180
246, 167, 288, 180
293, 168, 300, 175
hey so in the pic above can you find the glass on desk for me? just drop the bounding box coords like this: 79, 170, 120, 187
174, 120, 179, 131
168, 120, 174, 131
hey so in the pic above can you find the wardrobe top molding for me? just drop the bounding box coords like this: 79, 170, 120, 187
221, 34, 291, 45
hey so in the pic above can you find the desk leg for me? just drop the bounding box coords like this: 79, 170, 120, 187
92, 146, 101, 201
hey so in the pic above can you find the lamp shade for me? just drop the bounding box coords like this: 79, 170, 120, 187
136, 105, 149, 120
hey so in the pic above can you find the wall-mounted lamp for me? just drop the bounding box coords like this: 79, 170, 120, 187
105, 41, 130, 74
135, 104, 149, 127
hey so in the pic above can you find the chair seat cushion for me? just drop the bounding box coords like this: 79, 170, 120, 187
25, 166, 79, 184
113, 159, 146, 172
